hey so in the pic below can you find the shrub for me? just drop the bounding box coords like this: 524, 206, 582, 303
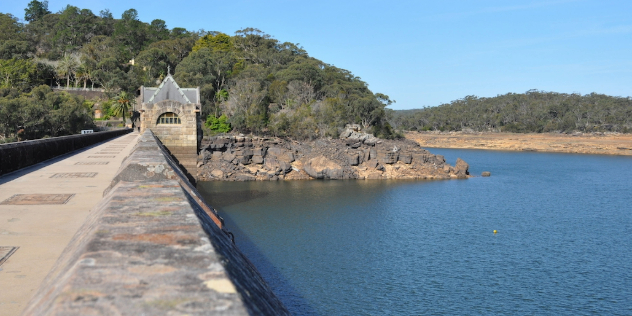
205, 114, 231, 134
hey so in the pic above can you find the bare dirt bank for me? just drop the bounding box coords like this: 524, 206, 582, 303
406, 131, 632, 156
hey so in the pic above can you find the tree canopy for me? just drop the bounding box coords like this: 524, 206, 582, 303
0, 85, 94, 142
389, 90, 632, 134
1, 5, 398, 140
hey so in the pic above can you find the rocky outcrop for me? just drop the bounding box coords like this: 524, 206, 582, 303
453, 158, 470, 178
197, 129, 470, 181
304, 156, 345, 179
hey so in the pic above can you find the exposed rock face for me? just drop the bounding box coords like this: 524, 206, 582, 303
304, 156, 345, 179
197, 128, 471, 181
453, 158, 470, 178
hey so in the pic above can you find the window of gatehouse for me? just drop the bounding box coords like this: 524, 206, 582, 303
157, 112, 181, 124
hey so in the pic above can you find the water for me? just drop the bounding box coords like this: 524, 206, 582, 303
197, 149, 632, 315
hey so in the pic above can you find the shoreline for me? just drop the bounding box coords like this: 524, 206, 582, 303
196, 132, 471, 181
405, 131, 632, 156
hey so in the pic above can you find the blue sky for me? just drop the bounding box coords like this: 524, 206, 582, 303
4, 0, 632, 110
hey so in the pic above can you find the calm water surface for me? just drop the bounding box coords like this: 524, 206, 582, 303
197, 149, 632, 315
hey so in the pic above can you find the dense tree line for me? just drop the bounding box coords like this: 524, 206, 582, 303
0, 1, 396, 141
389, 90, 632, 134
175, 28, 395, 139
0, 85, 94, 142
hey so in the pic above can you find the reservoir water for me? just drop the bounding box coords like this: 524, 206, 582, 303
197, 149, 632, 315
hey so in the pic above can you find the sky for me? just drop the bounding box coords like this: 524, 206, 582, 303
4, 0, 632, 110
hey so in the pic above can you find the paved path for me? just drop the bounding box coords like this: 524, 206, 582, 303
0, 132, 140, 316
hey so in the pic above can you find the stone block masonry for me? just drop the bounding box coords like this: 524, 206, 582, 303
22, 130, 289, 316
138, 74, 202, 182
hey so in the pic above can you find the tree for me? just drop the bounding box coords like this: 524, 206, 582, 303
205, 114, 231, 134
135, 47, 170, 84
148, 37, 196, 67
112, 91, 133, 124
276, 58, 325, 90
0, 13, 23, 42
23, 12, 59, 59
24, 0, 51, 22
170, 27, 190, 39
52, 6, 98, 52
0, 90, 21, 139
0, 40, 34, 59
148, 19, 169, 43
175, 47, 236, 116
56, 53, 79, 88
0, 58, 37, 89
221, 78, 267, 132
98, 9, 114, 36
75, 64, 91, 88
113, 8, 147, 60
192, 32, 232, 52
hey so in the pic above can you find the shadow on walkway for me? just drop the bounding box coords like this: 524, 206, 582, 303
0, 134, 134, 186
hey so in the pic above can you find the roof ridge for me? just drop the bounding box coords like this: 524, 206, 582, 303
147, 74, 191, 103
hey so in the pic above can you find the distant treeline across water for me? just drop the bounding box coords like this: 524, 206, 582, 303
389, 90, 632, 134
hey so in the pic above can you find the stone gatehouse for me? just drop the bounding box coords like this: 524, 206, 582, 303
138, 74, 201, 178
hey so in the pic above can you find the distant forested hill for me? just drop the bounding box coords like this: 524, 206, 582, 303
388, 90, 632, 133
0, 1, 396, 142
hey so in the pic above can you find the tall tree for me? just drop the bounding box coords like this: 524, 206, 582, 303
147, 19, 169, 43
56, 53, 78, 88
24, 0, 51, 22
148, 37, 196, 66
135, 47, 169, 84
98, 9, 114, 36
53, 6, 98, 52
0, 40, 34, 59
0, 13, 24, 42
113, 8, 147, 60
112, 90, 133, 124
0, 59, 37, 89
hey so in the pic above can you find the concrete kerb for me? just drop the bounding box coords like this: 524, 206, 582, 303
21, 129, 289, 316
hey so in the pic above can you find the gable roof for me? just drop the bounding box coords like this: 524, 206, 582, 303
142, 74, 199, 104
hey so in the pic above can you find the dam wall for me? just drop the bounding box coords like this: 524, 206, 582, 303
21, 130, 289, 315
0, 129, 132, 176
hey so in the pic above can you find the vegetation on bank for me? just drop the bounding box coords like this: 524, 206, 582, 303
3, 1, 629, 142
388, 90, 632, 134
0, 1, 397, 142
0, 85, 94, 143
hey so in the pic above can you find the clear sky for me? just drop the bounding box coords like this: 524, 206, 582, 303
4, 0, 632, 110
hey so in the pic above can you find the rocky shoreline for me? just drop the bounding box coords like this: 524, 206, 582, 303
196, 127, 470, 181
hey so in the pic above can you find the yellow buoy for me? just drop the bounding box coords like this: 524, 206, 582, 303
493, 230, 497, 234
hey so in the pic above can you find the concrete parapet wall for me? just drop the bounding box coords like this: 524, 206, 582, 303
0, 129, 132, 176
22, 130, 289, 315
52, 88, 106, 100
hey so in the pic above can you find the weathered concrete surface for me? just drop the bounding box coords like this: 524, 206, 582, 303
21, 130, 289, 315
0, 129, 132, 176
0, 132, 140, 316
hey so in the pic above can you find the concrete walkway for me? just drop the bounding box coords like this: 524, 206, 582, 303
0, 132, 140, 316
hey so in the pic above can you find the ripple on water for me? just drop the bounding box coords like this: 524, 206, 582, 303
197, 150, 632, 316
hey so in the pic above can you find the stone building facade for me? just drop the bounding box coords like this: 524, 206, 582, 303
138, 74, 201, 179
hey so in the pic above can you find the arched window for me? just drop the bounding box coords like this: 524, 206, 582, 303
157, 112, 181, 124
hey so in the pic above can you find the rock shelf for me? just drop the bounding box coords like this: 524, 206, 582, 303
197, 128, 470, 181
